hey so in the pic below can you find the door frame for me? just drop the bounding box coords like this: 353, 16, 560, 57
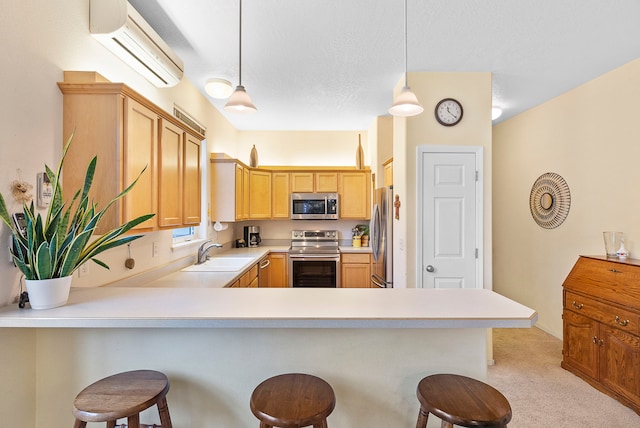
416, 145, 484, 288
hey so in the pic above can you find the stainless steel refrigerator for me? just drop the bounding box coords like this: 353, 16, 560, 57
370, 186, 393, 288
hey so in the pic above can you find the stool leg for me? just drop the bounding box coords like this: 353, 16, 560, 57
259, 422, 272, 428
313, 420, 328, 428
157, 396, 173, 428
73, 420, 87, 428
416, 408, 429, 428
440, 422, 453, 428
106, 421, 116, 428
127, 413, 140, 428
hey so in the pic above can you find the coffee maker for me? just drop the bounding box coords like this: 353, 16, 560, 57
244, 226, 261, 247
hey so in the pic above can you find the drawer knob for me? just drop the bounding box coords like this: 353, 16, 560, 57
609, 268, 621, 273
571, 301, 584, 310
592, 336, 604, 346
615, 316, 630, 327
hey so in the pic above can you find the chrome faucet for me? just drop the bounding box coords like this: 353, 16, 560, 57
196, 240, 223, 264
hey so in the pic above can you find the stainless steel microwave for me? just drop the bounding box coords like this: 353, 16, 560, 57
291, 193, 339, 220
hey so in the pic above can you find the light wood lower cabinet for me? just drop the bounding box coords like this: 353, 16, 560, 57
341, 253, 371, 288
562, 256, 640, 414
266, 253, 288, 287
231, 264, 259, 288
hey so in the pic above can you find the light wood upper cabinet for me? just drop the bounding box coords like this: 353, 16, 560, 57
58, 76, 203, 233
123, 97, 158, 230
249, 170, 272, 218
383, 158, 393, 187
290, 171, 338, 193
315, 172, 338, 192
290, 172, 314, 193
158, 119, 183, 228
339, 171, 371, 219
182, 134, 202, 225
210, 160, 247, 222
272, 172, 290, 219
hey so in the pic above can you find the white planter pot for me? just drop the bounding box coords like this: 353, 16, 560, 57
25, 276, 72, 310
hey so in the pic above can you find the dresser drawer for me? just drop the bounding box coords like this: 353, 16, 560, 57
565, 290, 640, 335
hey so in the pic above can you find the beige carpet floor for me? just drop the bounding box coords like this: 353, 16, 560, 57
488, 327, 639, 427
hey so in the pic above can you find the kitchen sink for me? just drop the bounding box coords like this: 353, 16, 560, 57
181, 257, 255, 272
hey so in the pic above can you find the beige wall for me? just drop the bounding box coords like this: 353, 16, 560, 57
393, 72, 493, 288
493, 58, 640, 337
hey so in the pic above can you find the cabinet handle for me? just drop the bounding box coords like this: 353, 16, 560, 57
592, 337, 604, 346
571, 301, 583, 310
615, 316, 630, 326
609, 268, 621, 273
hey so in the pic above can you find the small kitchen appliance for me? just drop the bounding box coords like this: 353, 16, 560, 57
288, 230, 340, 287
244, 226, 262, 247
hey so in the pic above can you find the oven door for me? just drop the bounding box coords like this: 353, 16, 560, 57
289, 255, 341, 288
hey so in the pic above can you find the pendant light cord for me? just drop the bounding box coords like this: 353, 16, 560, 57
238, 0, 243, 86
403, 0, 408, 87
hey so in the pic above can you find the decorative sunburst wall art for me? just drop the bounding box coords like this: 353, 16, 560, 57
529, 172, 571, 229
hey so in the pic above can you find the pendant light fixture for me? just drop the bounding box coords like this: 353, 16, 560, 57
225, 0, 257, 113
388, 0, 423, 117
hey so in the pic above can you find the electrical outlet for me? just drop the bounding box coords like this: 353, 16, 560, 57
152, 241, 158, 258
78, 263, 89, 277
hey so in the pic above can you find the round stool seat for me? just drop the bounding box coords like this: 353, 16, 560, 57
416, 374, 512, 428
73, 370, 172, 428
250, 373, 336, 428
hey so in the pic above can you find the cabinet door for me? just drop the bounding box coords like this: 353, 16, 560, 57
315, 172, 338, 192
290, 172, 314, 193
339, 172, 371, 219
383, 160, 393, 186
268, 253, 289, 287
183, 134, 201, 225
341, 263, 371, 288
249, 170, 272, 218
562, 309, 599, 380
272, 172, 290, 219
600, 325, 640, 406
158, 120, 183, 227
124, 97, 157, 230
242, 167, 250, 220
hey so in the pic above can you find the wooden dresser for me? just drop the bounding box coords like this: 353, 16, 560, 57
562, 256, 640, 414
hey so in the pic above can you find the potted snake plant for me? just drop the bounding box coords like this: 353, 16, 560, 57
0, 133, 154, 309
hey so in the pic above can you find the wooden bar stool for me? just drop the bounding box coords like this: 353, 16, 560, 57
250, 373, 336, 428
416, 374, 512, 428
72, 370, 173, 428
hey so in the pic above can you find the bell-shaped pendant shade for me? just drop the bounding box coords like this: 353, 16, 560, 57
224, 85, 257, 113
388, 85, 424, 117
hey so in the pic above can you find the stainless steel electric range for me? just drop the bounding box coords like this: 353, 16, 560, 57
288, 230, 340, 288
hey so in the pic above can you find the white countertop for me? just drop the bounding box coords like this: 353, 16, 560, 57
0, 287, 537, 329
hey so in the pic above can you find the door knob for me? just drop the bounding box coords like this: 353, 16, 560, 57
426, 265, 435, 273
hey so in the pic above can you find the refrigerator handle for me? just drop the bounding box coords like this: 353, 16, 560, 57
371, 275, 386, 288
370, 203, 381, 261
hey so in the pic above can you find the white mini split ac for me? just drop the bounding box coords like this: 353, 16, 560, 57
90, 0, 184, 87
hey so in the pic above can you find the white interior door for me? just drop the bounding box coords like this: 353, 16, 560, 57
419, 147, 482, 288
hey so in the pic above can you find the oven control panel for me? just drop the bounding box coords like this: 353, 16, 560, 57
291, 230, 338, 240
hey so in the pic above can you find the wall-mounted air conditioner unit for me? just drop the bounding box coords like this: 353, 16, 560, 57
90, 0, 184, 87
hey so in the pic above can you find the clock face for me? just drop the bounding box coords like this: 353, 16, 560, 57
435, 98, 463, 126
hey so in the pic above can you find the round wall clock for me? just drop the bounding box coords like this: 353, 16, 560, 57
435, 98, 463, 126
529, 172, 571, 229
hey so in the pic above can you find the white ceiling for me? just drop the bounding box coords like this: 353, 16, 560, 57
129, 0, 640, 131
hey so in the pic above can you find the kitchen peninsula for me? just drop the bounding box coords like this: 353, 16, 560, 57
0, 286, 536, 428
